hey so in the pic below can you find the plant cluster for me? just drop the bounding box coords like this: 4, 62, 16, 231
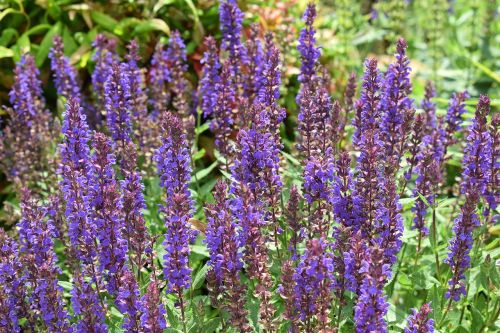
0, 1, 498, 333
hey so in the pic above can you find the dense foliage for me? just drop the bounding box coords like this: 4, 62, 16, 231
0, 0, 498, 333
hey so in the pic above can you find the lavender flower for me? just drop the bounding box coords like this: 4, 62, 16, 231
484, 114, 499, 217
219, 0, 246, 77
116, 270, 144, 332
90, 132, 128, 293
352, 129, 383, 237
375, 176, 403, 266
331, 150, 355, 228
49, 35, 81, 102
211, 63, 237, 161
297, 3, 320, 86
199, 36, 221, 117
344, 231, 368, 293
279, 260, 299, 332
205, 181, 249, 330
59, 98, 98, 265
411, 131, 444, 238
293, 238, 334, 331
0, 55, 52, 186
71, 271, 108, 333
354, 245, 390, 333
92, 34, 116, 109
444, 91, 469, 147
105, 62, 133, 147
230, 185, 274, 330
379, 38, 414, 173
352, 58, 381, 147
445, 95, 492, 301
344, 72, 357, 114
18, 189, 70, 331
155, 113, 196, 294
148, 41, 171, 116
140, 279, 167, 333
125, 40, 148, 135
120, 141, 149, 272
0, 230, 29, 332
165, 31, 191, 118
244, 24, 264, 101
404, 303, 434, 333
285, 186, 303, 256
421, 81, 437, 133
303, 156, 334, 236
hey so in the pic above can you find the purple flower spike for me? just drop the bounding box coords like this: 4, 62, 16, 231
352, 58, 381, 147
200, 36, 221, 118
1, 55, 52, 185
121, 141, 150, 271
444, 91, 469, 147
0, 230, 30, 332
105, 62, 133, 147
445, 95, 492, 301
293, 238, 335, 331
59, 98, 98, 265
421, 81, 437, 133
155, 113, 196, 295
219, 0, 246, 76
354, 246, 390, 333
18, 189, 70, 331
484, 113, 499, 217
379, 38, 414, 173
140, 279, 167, 333
49, 35, 81, 102
92, 34, 117, 108
71, 271, 108, 333
166, 31, 191, 118
244, 24, 264, 100
404, 303, 434, 333
297, 3, 320, 86
125, 40, 148, 129
90, 132, 128, 294
116, 270, 144, 333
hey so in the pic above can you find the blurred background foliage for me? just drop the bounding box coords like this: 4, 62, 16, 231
0, 0, 498, 108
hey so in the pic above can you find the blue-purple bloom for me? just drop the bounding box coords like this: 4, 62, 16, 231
140, 279, 167, 332
49, 35, 81, 102
293, 238, 335, 330
105, 62, 133, 146
155, 113, 196, 294
445, 95, 492, 301
90, 133, 128, 293
379, 38, 414, 172
200, 36, 221, 118
353, 245, 390, 333
0, 230, 29, 332
18, 189, 70, 331
219, 0, 246, 77
71, 272, 108, 333
297, 3, 320, 86
421, 81, 437, 133
404, 303, 434, 333
59, 98, 98, 265
92, 35, 116, 108
444, 91, 469, 147
116, 270, 144, 333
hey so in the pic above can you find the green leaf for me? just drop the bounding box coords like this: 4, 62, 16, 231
281, 151, 300, 166
195, 123, 210, 135
153, 0, 176, 13
91, 11, 118, 31
470, 59, 500, 83
190, 244, 209, 258
193, 162, 218, 182
36, 22, 61, 67
192, 148, 206, 161
134, 18, 170, 36
192, 263, 209, 290
0, 46, 13, 59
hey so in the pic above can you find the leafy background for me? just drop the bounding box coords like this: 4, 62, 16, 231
0, 0, 498, 332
